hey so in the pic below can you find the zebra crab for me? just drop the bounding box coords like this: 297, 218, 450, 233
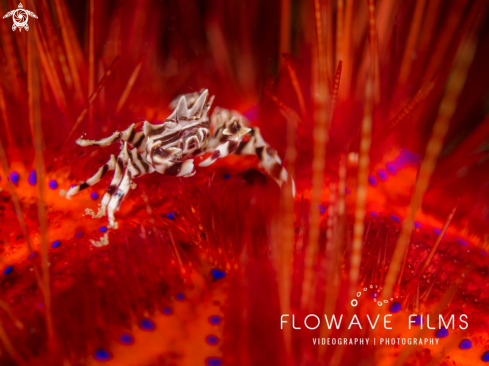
67, 89, 292, 229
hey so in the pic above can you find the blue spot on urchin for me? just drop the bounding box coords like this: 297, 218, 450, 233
211, 268, 226, 281
482, 351, 489, 362
48, 180, 58, 190
162, 307, 173, 315
457, 238, 468, 247
390, 214, 400, 223
93, 349, 112, 362
405, 150, 420, 165
434, 228, 441, 235
414, 221, 421, 228
28, 251, 37, 259
389, 302, 402, 313
412, 315, 423, 326
370, 211, 378, 217
377, 169, 388, 182
435, 328, 448, 338
368, 174, 378, 186
370, 292, 378, 298
9, 171, 19, 184
208, 315, 222, 325
139, 318, 155, 331
51, 240, 61, 248
164, 211, 176, 220
3, 265, 13, 275
75, 232, 84, 238
319, 205, 326, 214
459, 339, 472, 349
205, 357, 223, 366
175, 292, 185, 301
396, 154, 407, 167
205, 334, 220, 346
386, 162, 397, 175
90, 192, 99, 200
119, 333, 134, 345
99, 226, 108, 233
223, 173, 231, 180
28, 170, 36, 186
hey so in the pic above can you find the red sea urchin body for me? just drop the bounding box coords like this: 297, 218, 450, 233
1, 0, 489, 366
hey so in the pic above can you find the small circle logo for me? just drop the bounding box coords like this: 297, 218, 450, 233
2, 3, 38, 32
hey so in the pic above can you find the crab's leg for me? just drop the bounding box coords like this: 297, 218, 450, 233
65, 155, 117, 199
199, 117, 251, 167
235, 127, 289, 187
106, 150, 153, 227
76, 123, 146, 153
106, 159, 138, 227
100, 140, 155, 213
201, 126, 294, 194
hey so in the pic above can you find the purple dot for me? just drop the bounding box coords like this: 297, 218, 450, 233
482, 351, 489, 362
28, 170, 37, 186
414, 221, 421, 228
211, 268, 226, 281
205, 357, 223, 366
413, 315, 423, 326
28, 251, 37, 259
368, 174, 378, 186
457, 238, 468, 247
176, 292, 185, 301
163, 307, 173, 315
205, 334, 220, 346
406, 151, 420, 164
3, 265, 13, 275
139, 318, 155, 331
223, 173, 231, 179
370, 292, 378, 299
164, 212, 176, 220
9, 172, 19, 184
459, 339, 472, 349
208, 315, 222, 325
436, 328, 448, 338
51, 240, 61, 248
390, 302, 401, 313
75, 232, 84, 238
386, 162, 397, 175
90, 192, 99, 200
434, 228, 441, 235
48, 180, 58, 189
93, 349, 112, 362
119, 333, 134, 345
377, 169, 388, 181
370, 211, 378, 217
319, 205, 326, 214
390, 214, 400, 223
99, 226, 107, 233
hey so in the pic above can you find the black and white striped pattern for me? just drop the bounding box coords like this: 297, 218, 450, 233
201, 108, 290, 190
68, 89, 293, 229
